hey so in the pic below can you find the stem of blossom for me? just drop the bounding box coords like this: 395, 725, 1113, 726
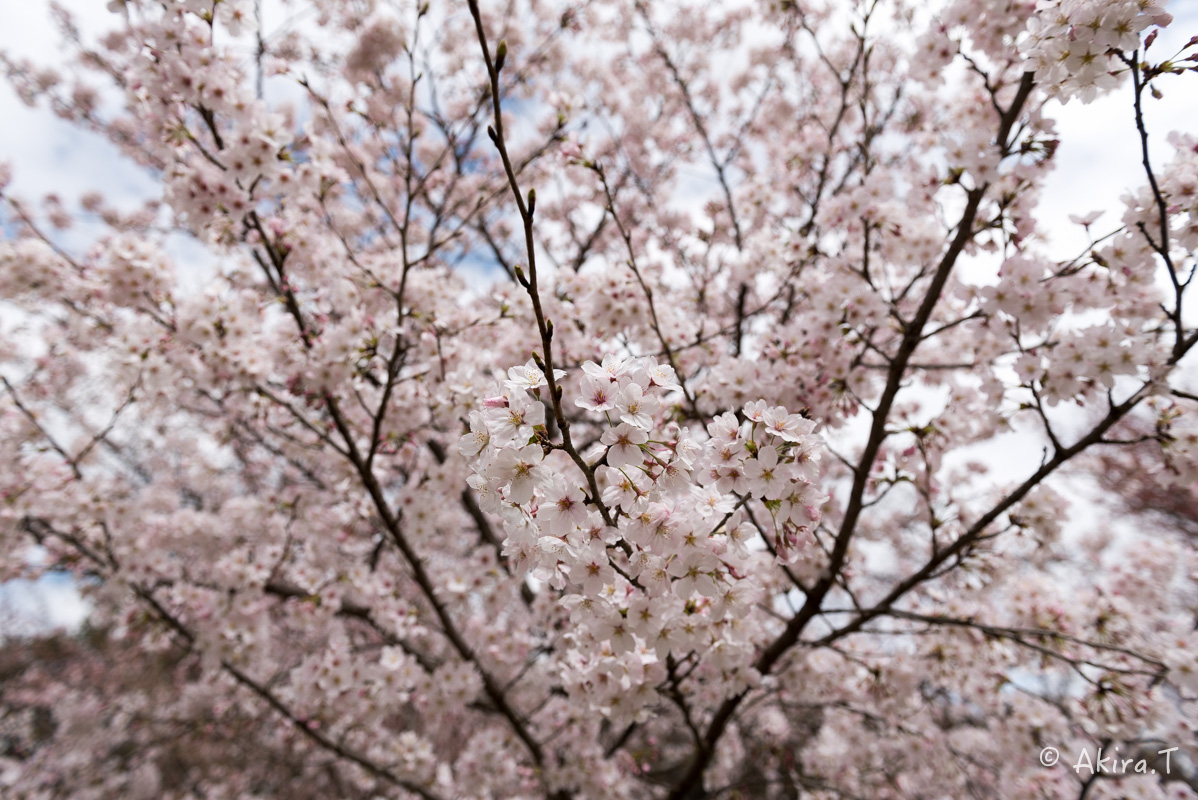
863, 609, 1167, 675
323, 387, 558, 784
247, 178, 553, 781
790, 68, 1038, 662
817, 386, 1153, 647
132, 586, 447, 800
1123, 51, 1184, 359
595, 164, 702, 418
634, 0, 743, 251
466, 0, 613, 530
264, 580, 439, 671
665, 70, 1037, 800
23, 515, 441, 799
2, 376, 84, 481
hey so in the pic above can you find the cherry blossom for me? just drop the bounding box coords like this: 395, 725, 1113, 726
0, 0, 1196, 798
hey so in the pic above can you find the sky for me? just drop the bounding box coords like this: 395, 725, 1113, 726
0, 1, 1196, 635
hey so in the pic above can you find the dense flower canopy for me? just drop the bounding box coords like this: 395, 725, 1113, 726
1, 0, 1197, 798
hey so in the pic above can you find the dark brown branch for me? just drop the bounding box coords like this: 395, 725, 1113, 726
665, 70, 1037, 800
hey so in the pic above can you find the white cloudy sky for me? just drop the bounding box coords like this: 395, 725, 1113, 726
0, 1, 1195, 633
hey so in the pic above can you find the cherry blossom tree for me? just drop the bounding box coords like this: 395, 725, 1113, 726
2, 0, 1197, 797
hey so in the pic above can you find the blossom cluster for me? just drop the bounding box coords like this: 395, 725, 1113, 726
460, 356, 827, 718
1023, 0, 1172, 101
922, 0, 1174, 104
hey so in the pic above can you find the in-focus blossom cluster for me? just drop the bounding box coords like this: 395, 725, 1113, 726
460, 357, 827, 716
921, 0, 1174, 104
1024, 0, 1172, 101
